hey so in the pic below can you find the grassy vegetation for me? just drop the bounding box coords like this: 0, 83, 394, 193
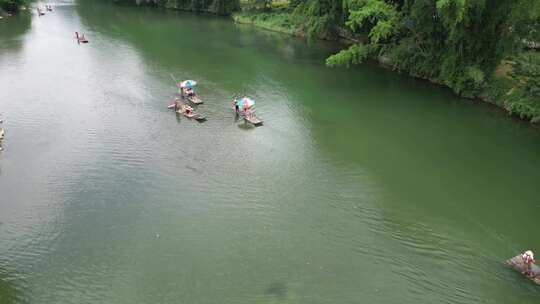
232, 0, 299, 35
232, 11, 298, 36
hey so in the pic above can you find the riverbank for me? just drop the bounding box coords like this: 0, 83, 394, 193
109, 0, 239, 15
232, 11, 298, 36
232, 10, 540, 124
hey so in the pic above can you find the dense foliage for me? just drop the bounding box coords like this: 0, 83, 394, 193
321, 0, 538, 96
504, 53, 540, 122
112, 0, 240, 15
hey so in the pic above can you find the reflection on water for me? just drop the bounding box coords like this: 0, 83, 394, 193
0, 12, 31, 56
0, 267, 22, 304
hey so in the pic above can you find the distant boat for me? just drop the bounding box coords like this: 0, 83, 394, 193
37, 8, 45, 16
75, 32, 88, 44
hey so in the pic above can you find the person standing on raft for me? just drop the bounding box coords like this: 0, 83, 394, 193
522, 250, 535, 276
232, 99, 239, 113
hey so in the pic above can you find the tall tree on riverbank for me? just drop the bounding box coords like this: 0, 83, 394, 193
322, 0, 540, 97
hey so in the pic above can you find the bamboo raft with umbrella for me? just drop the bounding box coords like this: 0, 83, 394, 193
506, 254, 540, 285
178, 80, 203, 105
168, 98, 206, 122
233, 97, 263, 126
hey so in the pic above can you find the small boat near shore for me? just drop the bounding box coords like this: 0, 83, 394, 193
506, 254, 540, 285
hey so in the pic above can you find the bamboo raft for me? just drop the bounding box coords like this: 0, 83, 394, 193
181, 92, 203, 105
186, 94, 203, 105
506, 255, 540, 285
244, 114, 262, 126
168, 100, 206, 121
233, 107, 263, 126
37, 8, 45, 16
0, 128, 4, 140
179, 110, 205, 121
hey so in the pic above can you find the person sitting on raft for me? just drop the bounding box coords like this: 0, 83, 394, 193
179, 104, 193, 114
522, 250, 535, 276
173, 97, 181, 110
185, 87, 194, 97
244, 108, 254, 119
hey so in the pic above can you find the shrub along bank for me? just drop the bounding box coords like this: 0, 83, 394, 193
110, 0, 240, 15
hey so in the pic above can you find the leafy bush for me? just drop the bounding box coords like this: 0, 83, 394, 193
504, 53, 540, 122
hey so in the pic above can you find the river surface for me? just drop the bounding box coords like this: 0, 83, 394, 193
1, 1, 540, 303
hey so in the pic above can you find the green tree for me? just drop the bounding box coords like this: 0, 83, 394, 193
505, 53, 540, 122
326, 0, 401, 67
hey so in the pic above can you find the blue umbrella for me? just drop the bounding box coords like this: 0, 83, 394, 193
180, 80, 197, 88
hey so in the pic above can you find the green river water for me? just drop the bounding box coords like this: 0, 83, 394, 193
1, 1, 540, 303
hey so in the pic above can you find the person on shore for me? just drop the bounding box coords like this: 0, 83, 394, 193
522, 250, 535, 276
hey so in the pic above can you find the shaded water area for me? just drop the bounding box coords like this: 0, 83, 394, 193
1, 1, 540, 303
